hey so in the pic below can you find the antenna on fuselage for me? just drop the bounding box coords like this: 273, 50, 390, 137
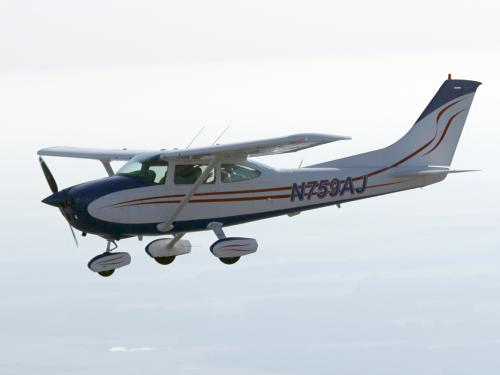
212, 125, 230, 145
186, 126, 205, 149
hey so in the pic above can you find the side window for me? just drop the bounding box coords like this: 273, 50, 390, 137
221, 164, 261, 183
149, 163, 169, 184
174, 164, 215, 184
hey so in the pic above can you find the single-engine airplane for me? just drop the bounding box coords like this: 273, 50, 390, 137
38, 76, 480, 277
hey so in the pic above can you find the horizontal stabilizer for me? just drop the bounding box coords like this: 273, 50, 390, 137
391, 167, 480, 178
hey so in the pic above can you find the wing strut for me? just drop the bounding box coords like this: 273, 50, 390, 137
101, 161, 114, 176
156, 157, 218, 232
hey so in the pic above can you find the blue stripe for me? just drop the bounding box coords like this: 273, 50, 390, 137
415, 79, 481, 123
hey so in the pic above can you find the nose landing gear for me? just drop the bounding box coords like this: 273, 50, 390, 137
87, 241, 131, 277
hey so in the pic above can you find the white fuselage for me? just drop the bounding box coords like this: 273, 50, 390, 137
86, 159, 434, 233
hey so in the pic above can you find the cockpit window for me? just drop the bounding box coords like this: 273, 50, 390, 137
117, 154, 168, 185
174, 164, 215, 184
221, 164, 261, 183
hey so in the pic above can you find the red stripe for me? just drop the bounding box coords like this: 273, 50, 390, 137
110, 100, 466, 210
114, 194, 291, 207
195, 186, 290, 196
350, 136, 436, 181
352, 101, 467, 181
436, 99, 463, 125
366, 181, 408, 189
423, 109, 465, 156
111, 186, 291, 207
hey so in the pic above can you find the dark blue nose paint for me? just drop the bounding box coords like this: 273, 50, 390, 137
42, 189, 73, 207
59, 175, 157, 239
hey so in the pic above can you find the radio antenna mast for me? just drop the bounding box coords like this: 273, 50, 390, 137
212, 125, 230, 145
186, 126, 205, 149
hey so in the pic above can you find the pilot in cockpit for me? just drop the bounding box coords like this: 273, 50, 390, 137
174, 165, 202, 184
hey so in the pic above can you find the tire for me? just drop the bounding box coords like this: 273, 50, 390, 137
219, 257, 240, 265
98, 270, 115, 277
154, 256, 176, 265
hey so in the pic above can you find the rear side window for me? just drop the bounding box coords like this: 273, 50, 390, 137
174, 164, 215, 184
221, 164, 261, 183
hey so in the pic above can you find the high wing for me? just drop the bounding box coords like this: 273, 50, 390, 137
37, 147, 149, 176
159, 133, 350, 160
37, 133, 350, 162
37, 146, 147, 161
37, 133, 350, 177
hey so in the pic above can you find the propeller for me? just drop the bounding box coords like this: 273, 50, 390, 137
39, 157, 79, 247
39, 157, 58, 193
68, 222, 79, 247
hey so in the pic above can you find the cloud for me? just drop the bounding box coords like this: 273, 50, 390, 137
183, 366, 201, 371
109, 346, 155, 352
393, 319, 435, 327
429, 339, 500, 351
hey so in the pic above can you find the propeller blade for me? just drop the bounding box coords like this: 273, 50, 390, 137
38, 157, 79, 248
68, 222, 79, 247
38, 157, 58, 193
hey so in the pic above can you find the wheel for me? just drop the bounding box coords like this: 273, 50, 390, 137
154, 256, 176, 265
219, 257, 240, 265
98, 269, 115, 277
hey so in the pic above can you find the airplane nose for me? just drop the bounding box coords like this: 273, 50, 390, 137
42, 190, 74, 208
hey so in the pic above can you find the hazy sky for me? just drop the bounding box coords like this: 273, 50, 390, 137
1, 1, 500, 374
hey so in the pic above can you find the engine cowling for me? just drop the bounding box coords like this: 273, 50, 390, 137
210, 237, 258, 259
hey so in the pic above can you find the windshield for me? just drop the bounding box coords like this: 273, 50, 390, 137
117, 154, 168, 185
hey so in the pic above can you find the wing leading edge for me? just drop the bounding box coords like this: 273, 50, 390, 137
159, 133, 351, 160
37, 133, 350, 162
37, 147, 147, 161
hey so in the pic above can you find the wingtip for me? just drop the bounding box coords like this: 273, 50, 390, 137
332, 134, 352, 141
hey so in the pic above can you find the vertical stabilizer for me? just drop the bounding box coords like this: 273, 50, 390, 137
311, 77, 481, 169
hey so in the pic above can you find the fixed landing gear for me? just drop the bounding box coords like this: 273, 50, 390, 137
219, 257, 240, 265
207, 222, 258, 265
154, 256, 176, 265
145, 233, 191, 265
87, 241, 131, 277
98, 269, 115, 277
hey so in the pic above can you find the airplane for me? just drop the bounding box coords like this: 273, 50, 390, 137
38, 75, 481, 277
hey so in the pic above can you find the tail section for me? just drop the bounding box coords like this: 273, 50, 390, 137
312, 77, 481, 169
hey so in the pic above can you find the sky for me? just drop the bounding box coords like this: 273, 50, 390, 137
1, 1, 500, 374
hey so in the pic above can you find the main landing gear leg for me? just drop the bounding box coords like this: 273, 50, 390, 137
207, 222, 226, 240
106, 240, 117, 253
